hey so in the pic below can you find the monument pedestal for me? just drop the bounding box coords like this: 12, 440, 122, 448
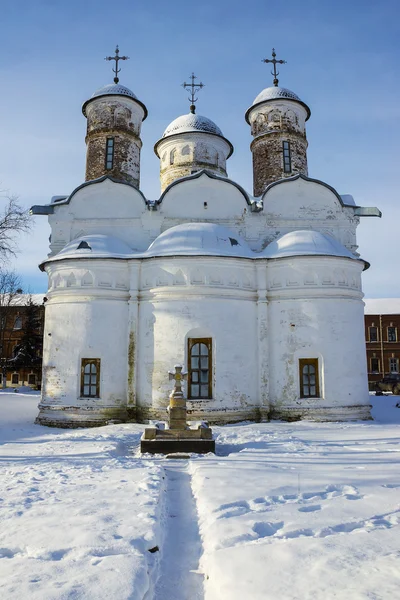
140, 364, 215, 455
140, 425, 215, 454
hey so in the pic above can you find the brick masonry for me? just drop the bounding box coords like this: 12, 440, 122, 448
85, 97, 144, 188
248, 101, 309, 196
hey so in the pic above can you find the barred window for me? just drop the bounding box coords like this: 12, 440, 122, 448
299, 359, 319, 398
80, 359, 100, 398
188, 338, 212, 399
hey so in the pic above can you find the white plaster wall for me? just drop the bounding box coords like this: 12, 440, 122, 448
136, 257, 258, 421
38, 260, 130, 425
266, 256, 369, 419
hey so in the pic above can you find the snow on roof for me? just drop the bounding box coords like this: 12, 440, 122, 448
144, 223, 253, 258
262, 230, 358, 260
82, 83, 148, 119
364, 298, 400, 315
5, 294, 46, 306
41, 234, 135, 269
162, 113, 223, 138
245, 86, 311, 122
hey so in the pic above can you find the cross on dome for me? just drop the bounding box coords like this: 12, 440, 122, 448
262, 48, 286, 86
105, 45, 130, 84
181, 72, 205, 114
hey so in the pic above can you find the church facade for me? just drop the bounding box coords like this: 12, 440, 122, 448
32, 52, 381, 428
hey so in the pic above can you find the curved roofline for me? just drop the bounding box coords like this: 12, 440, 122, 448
57, 175, 149, 207
245, 96, 311, 124
82, 93, 148, 121
157, 169, 253, 206
265, 253, 369, 271
40, 251, 369, 271
154, 130, 234, 159
262, 173, 353, 208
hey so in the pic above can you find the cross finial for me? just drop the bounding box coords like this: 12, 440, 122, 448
105, 45, 129, 84
182, 73, 205, 114
262, 48, 286, 86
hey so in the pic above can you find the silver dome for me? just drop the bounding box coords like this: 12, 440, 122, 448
245, 86, 311, 123
82, 83, 148, 119
162, 113, 223, 138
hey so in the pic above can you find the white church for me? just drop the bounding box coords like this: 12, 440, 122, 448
32, 49, 381, 428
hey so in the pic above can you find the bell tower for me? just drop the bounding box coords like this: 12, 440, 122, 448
245, 49, 311, 197
82, 47, 148, 189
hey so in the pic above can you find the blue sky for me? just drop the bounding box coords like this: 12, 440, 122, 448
0, 0, 399, 296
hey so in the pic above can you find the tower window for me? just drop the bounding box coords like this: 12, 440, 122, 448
299, 358, 319, 398
188, 338, 212, 399
105, 138, 114, 170
170, 149, 176, 165
80, 358, 100, 398
282, 141, 292, 173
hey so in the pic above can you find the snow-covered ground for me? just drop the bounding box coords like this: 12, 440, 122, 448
1, 392, 400, 599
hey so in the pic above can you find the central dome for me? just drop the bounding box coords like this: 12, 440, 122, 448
144, 223, 253, 258
162, 113, 224, 138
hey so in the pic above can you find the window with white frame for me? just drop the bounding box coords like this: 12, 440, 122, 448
389, 358, 399, 373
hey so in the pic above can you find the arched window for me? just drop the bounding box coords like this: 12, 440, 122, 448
188, 338, 212, 399
299, 359, 319, 398
13, 316, 22, 330
80, 359, 100, 398
170, 149, 176, 165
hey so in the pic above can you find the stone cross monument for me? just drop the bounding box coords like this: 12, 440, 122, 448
168, 365, 188, 430
140, 363, 215, 455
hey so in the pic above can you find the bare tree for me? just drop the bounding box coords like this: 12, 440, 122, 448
0, 271, 23, 388
0, 190, 31, 262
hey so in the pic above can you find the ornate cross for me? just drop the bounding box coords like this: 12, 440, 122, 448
182, 73, 205, 114
105, 45, 129, 84
262, 48, 286, 87
168, 364, 188, 398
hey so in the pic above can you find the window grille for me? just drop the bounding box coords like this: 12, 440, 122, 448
80, 359, 100, 398
299, 359, 319, 398
105, 138, 114, 170
188, 338, 212, 399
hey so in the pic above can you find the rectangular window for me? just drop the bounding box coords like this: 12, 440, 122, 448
369, 326, 378, 342
388, 327, 397, 342
80, 359, 100, 398
299, 358, 319, 398
105, 138, 114, 170
28, 373, 36, 385
0, 373, 2, 385
389, 358, 399, 373
11, 373, 19, 385
370, 357, 380, 373
282, 141, 292, 173
188, 338, 212, 399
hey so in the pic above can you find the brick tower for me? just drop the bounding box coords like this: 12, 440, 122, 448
82, 48, 147, 188
245, 50, 311, 197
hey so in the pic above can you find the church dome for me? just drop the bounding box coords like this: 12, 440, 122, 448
261, 230, 357, 260
245, 86, 311, 123
82, 83, 148, 118
144, 223, 253, 258
162, 113, 223, 138
40, 234, 135, 269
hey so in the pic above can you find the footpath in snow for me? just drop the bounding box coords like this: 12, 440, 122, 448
1, 391, 400, 599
